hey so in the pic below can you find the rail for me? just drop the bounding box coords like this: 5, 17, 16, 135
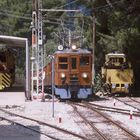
69, 103, 109, 140
0, 107, 87, 140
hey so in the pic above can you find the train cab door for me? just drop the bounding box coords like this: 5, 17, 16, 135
70, 56, 78, 72
69, 55, 79, 81
69, 55, 79, 98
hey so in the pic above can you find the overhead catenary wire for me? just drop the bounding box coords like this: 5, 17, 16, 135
84, 0, 122, 13
0, 0, 132, 31
57, 0, 79, 9
0, 10, 83, 27
0, 11, 71, 26
43, 0, 79, 18
0, 11, 81, 26
0, 0, 125, 20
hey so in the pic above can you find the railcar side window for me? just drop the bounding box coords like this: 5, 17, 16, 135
80, 56, 89, 66
58, 57, 68, 69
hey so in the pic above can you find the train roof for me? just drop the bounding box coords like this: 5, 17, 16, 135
54, 48, 92, 55
106, 53, 125, 57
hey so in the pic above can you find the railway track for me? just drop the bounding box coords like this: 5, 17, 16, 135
0, 107, 87, 140
86, 102, 140, 117
69, 103, 109, 140
129, 97, 140, 104
113, 97, 140, 112
0, 116, 57, 140
67, 101, 140, 140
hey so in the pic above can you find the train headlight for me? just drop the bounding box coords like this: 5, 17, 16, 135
61, 73, 65, 78
71, 44, 77, 50
82, 73, 88, 78
112, 84, 116, 89
58, 45, 64, 51
124, 83, 129, 88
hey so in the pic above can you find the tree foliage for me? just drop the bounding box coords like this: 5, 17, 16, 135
80, 0, 140, 88
0, 0, 140, 89
0, 0, 31, 37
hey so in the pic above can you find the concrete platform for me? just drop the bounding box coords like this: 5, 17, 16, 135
0, 92, 25, 106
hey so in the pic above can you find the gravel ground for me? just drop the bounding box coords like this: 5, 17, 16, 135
0, 92, 140, 139
91, 95, 140, 136
21, 100, 83, 134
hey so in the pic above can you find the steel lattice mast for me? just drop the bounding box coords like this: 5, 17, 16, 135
31, 0, 44, 100
37, 0, 44, 98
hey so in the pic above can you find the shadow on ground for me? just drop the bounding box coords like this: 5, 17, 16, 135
0, 85, 24, 92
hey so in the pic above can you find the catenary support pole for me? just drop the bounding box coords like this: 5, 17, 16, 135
52, 56, 55, 117
25, 39, 31, 100
92, 13, 96, 91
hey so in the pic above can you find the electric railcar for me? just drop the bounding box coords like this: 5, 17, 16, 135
0, 48, 15, 90
44, 45, 93, 99
101, 53, 133, 94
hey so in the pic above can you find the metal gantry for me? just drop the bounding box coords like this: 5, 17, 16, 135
31, 0, 44, 99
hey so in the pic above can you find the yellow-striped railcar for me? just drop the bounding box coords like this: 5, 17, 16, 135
101, 53, 133, 94
0, 49, 15, 90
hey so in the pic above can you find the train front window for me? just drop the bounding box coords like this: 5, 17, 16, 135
80, 56, 89, 66
71, 58, 77, 69
58, 57, 68, 69
119, 58, 124, 63
59, 57, 67, 63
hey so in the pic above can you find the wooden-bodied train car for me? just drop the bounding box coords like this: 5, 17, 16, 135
44, 45, 92, 99
101, 53, 133, 94
0, 48, 15, 90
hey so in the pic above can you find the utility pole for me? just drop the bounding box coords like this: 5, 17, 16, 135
31, 0, 38, 100
92, 13, 96, 89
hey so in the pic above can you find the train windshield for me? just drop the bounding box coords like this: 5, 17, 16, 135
80, 56, 89, 66
106, 56, 129, 69
58, 57, 68, 69
109, 57, 124, 64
